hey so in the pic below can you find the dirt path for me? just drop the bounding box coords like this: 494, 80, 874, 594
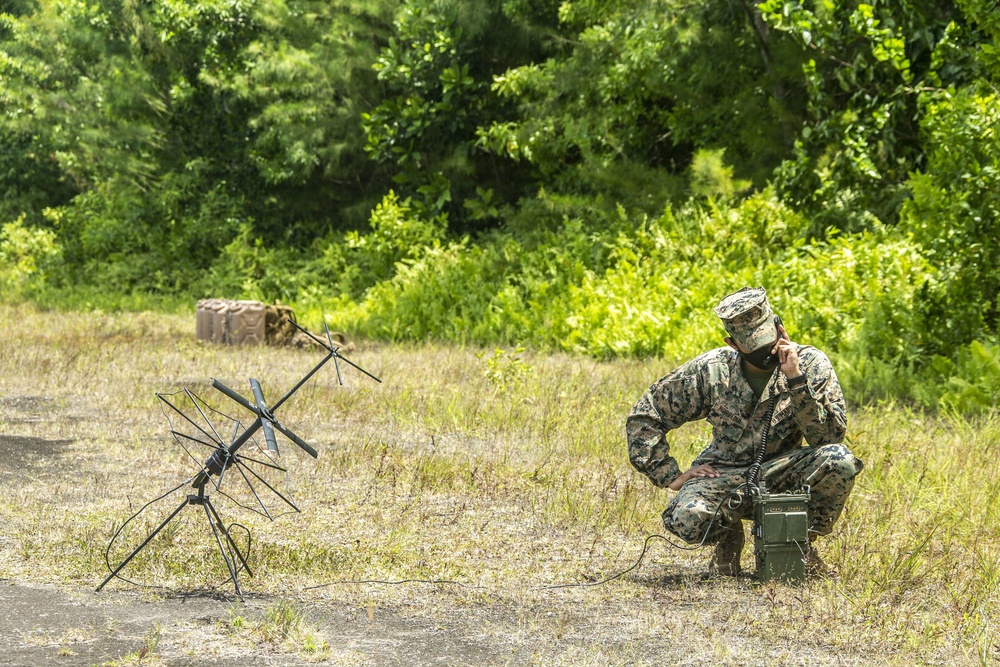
0, 399, 501, 666
1, 579, 518, 667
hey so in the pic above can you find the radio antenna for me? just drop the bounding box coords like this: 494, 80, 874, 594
97, 319, 380, 599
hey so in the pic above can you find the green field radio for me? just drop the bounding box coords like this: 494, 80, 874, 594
752, 484, 810, 583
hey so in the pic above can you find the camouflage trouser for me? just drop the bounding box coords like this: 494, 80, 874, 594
662, 444, 864, 545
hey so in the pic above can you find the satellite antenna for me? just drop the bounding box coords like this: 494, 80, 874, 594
97, 321, 380, 598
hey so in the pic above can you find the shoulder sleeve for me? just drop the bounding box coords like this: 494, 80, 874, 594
788, 347, 848, 446
625, 351, 716, 488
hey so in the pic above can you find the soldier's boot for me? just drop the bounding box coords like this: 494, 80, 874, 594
709, 522, 744, 576
804, 544, 835, 578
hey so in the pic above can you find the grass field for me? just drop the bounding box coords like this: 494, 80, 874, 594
1, 304, 998, 666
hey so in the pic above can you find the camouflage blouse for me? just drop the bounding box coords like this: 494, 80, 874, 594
626, 346, 848, 488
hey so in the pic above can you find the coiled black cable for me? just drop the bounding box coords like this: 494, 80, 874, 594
745, 373, 779, 492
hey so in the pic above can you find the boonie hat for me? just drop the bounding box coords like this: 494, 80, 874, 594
714, 286, 777, 352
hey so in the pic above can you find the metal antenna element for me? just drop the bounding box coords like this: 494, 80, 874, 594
97, 320, 381, 599
285, 317, 382, 390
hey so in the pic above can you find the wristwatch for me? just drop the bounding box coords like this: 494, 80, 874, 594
787, 374, 807, 388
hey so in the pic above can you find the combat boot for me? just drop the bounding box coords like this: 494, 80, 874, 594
709, 522, 744, 576
804, 545, 835, 578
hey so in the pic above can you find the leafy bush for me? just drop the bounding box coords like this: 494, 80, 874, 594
4, 0, 999, 420
900, 87, 1000, 356
49, 174, 248, 294
0, 215, 60, 293
289, 191, 448, 301
479, 346, 533, 395
927, 341, 1000, 414
328, 189, 932, 373
295, 183, 988, 414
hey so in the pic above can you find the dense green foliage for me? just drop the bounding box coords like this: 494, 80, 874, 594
2, 0, 999, 413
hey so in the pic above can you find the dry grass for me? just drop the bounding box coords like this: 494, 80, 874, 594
1, 303, 998, 665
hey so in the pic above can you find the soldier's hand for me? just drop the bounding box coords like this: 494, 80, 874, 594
773, 323, 802, 380
668, 464, 720, 491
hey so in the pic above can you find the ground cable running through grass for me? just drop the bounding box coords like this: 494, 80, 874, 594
304, 491, 738, 592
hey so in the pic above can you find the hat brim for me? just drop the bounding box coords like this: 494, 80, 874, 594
733, 322, 779, 352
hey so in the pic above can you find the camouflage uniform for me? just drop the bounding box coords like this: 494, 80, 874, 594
626, 288, 863, 545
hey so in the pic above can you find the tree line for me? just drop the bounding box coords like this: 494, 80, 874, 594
1, 0, 999, 409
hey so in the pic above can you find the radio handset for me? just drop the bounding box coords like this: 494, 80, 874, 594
760, 316, 783, 370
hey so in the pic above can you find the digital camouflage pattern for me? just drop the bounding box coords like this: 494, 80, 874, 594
663, 444, 862, 544
713, 286, 775, 351
626, 345, 863, 544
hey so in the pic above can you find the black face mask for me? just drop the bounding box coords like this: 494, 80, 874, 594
740, 342, 779, 371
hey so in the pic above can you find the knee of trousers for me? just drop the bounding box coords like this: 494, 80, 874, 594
813, 443, 864, 480
662, 499, 723, 544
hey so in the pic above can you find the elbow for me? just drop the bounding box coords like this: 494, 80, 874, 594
831, 412, 848, 443
627, 439, 651, 474
810, 419, 847, 447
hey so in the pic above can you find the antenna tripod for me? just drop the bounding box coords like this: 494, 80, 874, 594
97, 321, 380, 598
97, 478, 253, 597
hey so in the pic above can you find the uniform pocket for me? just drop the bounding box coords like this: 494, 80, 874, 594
709, 402, 749, 446
769, 403, 800, 451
